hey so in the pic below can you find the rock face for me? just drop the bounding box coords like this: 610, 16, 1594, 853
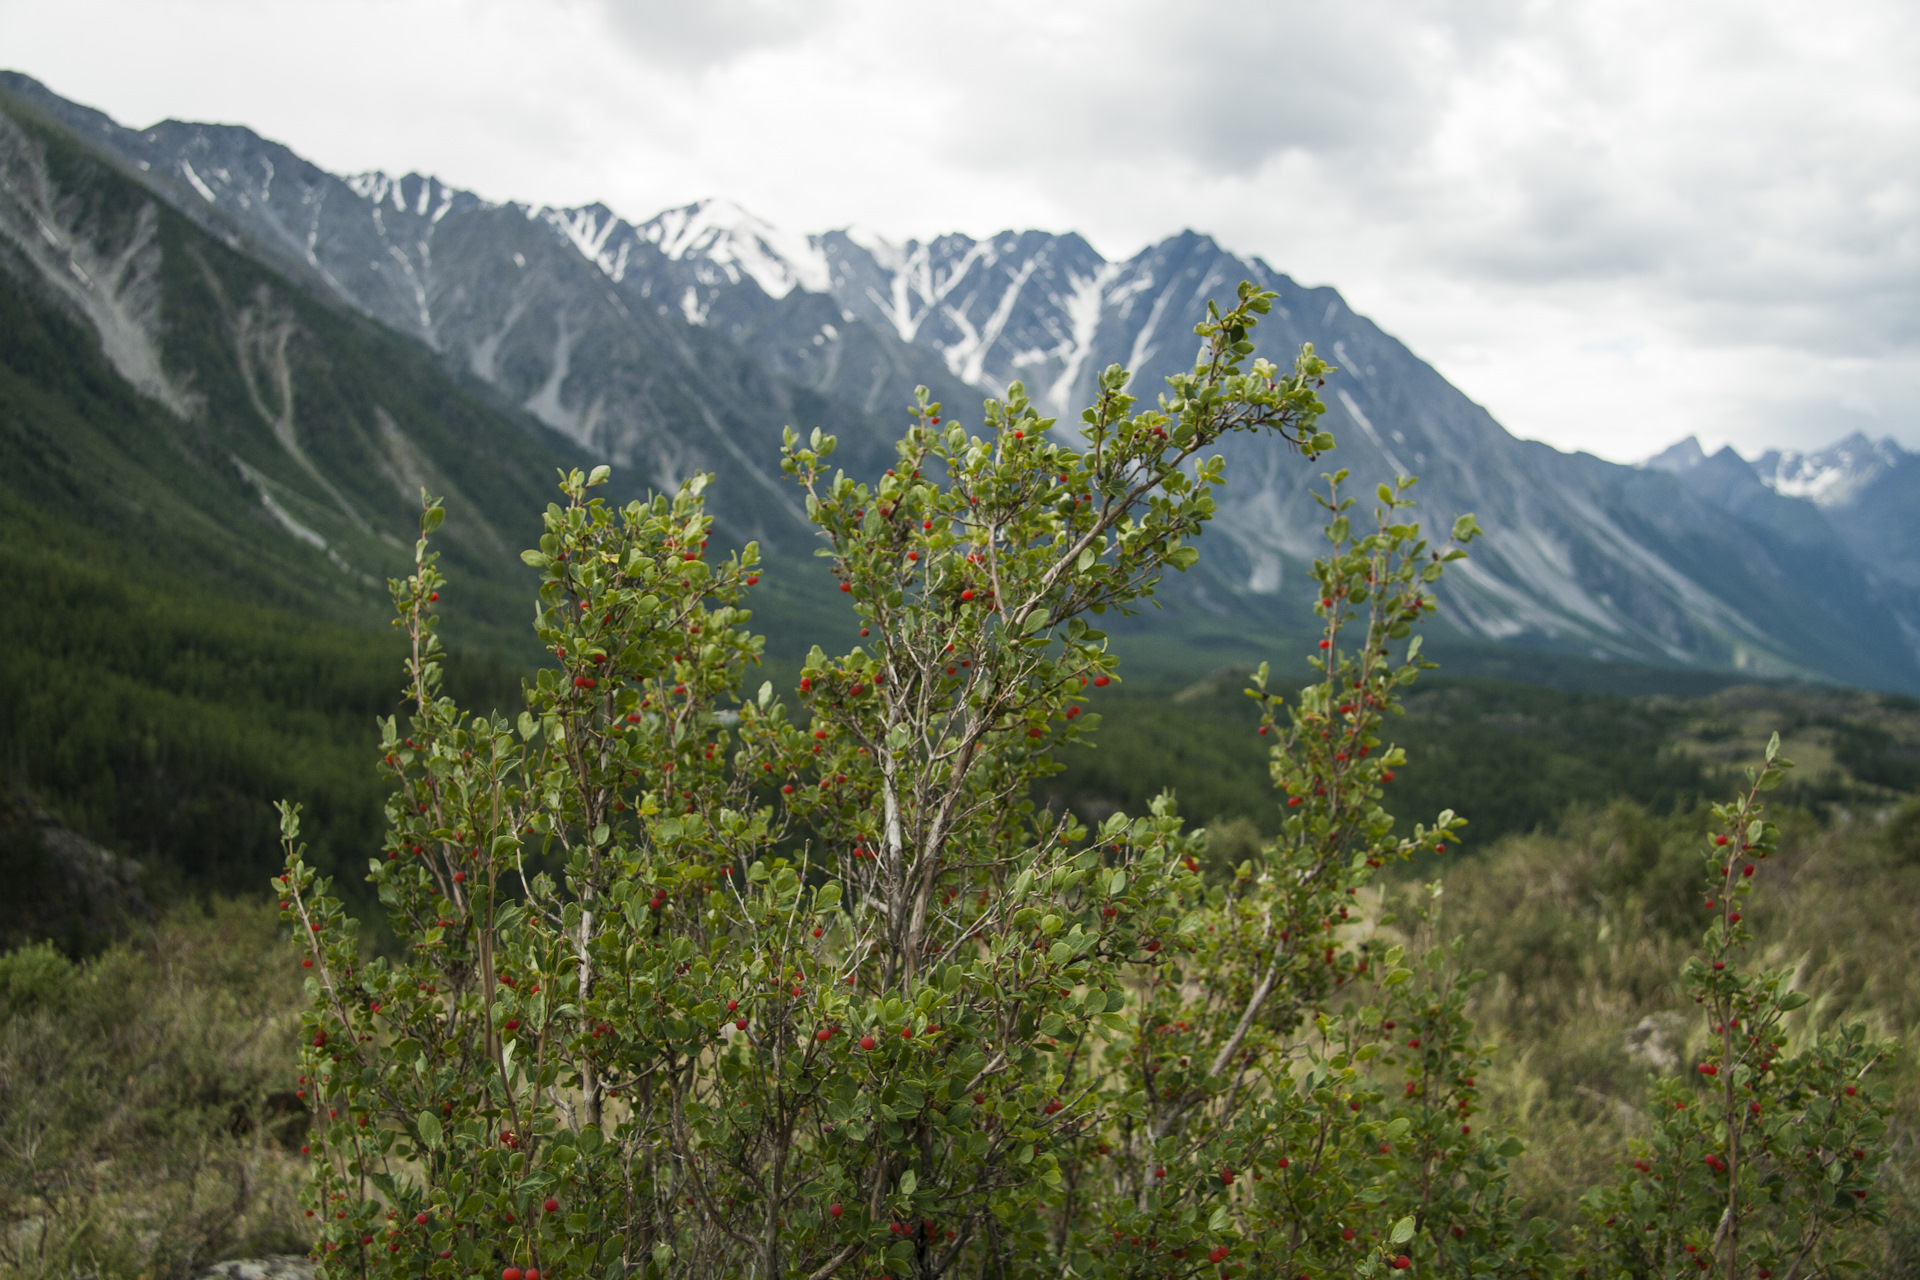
194, 1257, 314, 1280
0, 795, 151, 953
3, 69, 1918, 690
1648, 435, 1920, 678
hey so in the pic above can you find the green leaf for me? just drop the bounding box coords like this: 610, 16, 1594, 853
1497, 1136, 1525, 1158
1209, 1205, 1232, 1232
1778, 990, 1809, 1011
1391, 1216, 1415, 1244
899, 1169, 917, 1197
417, 1110, 443, 1150
1384, 967, 1414, 987
587, 464, 612, 487
421, 504, 446, 535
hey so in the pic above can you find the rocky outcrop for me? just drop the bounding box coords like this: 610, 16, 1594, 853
0, 794, 151, 954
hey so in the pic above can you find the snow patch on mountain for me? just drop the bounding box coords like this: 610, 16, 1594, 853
639, 199, 829, 299
1044, 261, 1121, 415
1753, 433, 1905, 508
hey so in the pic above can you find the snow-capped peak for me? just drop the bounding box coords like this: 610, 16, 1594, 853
1753, 433, 1906, 509
346, 171, 461, 221
638, 199, 829, 299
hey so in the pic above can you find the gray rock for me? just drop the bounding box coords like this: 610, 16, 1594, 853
194, 1257, 314, 1280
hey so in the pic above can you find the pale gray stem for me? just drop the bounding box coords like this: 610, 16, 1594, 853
804, 1244, 863, 1280
1208, 955, 1282, 1079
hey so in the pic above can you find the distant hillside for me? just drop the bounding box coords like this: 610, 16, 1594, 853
6, 67, 1920, 915
7, 68, 1914, 690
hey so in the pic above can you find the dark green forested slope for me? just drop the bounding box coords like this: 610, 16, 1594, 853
0, 101, 580, 646
1043, 668, 1920, 858
0, 493, 526, 904
0, 99, 580, 912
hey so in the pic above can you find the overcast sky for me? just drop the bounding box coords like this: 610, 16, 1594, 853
2, 0, 1915, 462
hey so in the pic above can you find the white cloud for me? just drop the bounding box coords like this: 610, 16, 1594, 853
2, 0, 1914, 460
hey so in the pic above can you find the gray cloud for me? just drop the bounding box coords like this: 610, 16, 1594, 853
593, 0, 834, 70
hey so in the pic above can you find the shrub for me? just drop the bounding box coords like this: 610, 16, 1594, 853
277, 285, 1893, 1280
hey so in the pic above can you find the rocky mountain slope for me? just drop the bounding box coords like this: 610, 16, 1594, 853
4, 70, 1917, 691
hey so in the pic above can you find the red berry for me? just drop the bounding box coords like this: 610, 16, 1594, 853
1392, 1257, 1411, 1270
416, 1212, 430, 1225
736, 1019, 748, 1030
860, 1036, 876, 1050
829, 1203, 843, 1218
1093, 675, 1110, 687
544, 1198, 560, 1213
504, 1270, 522, 1280
1343, 1227, 1356, 1241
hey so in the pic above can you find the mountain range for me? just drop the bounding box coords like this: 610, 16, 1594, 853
3, 69, 1919, 693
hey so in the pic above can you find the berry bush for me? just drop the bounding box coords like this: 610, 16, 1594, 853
275, 285, 1892, 1280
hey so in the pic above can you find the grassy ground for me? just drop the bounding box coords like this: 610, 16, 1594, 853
1421, 795, 1920, 1272
6, 796, 1918, 1276
0, 901, 310, 1280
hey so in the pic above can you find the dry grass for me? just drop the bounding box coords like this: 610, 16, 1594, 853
0, 900, 311, 1280
1427, 796, 1920, 1273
